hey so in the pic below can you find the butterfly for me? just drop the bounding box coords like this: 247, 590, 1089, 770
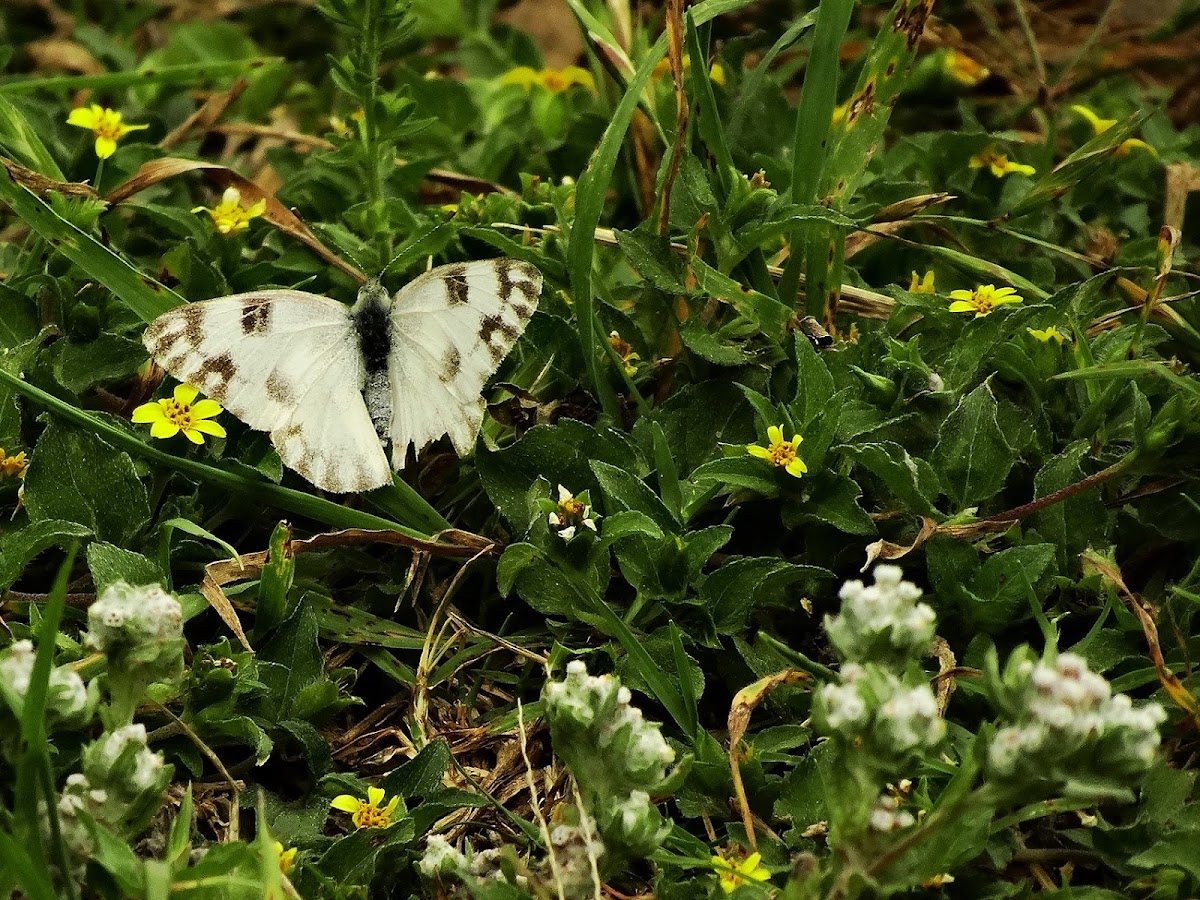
142, 258, 542, 493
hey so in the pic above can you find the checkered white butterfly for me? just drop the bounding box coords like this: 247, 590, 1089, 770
143, 259, 542, 492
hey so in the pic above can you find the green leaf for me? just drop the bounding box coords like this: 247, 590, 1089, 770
0, 169, 184, 322
477, 419, 640, 530
590, 460, 678, 533
24, 422, 150, 545
255, 598, 326, 725
0, 519, 91, 593
382, 739, 451, 800
784, 474, 875, 536
702, 557, 833, 634
86, 542, 165, 593
1128, 831, 1200, 880
601, 510, 666, 544
931, 380, 1016, 508
689, 455, 780, 498
966, 543, 1057, 630
842, 442, 941, 517
0, 96, 65, 179
53, 334, 146, 393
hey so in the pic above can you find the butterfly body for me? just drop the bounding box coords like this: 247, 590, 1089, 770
143, 258, 542, 493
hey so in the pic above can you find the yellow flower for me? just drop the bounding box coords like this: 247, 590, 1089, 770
1071, 104, 1117, 134
192, 186, 267, 236
0, 449, 28, 480
501, 65, 594, 93
1070, 105, 1156, 157
948, 284, 1024, 318
908, 270, 936, 293
1027, 325, 1067, 344
712, 849, 772, 894
132, 384, 227, 444
944, 50, 989, 87
274, 842, 297, 874
747, 425, 807, 478
330, 786, 401, 829
969, 147, 1035, 178
608, 330, 640, 376
652, 55, 726, 85
66, 104, 148, 159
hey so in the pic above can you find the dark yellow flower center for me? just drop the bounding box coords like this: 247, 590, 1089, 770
93, 111, 125, 140
556, 496, 586, 524
767, 439, 797, 468
163, 399, 196, 430
353, 802, 392, 829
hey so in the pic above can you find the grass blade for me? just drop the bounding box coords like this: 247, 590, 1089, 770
0, 168, 184, 322
0, 59, 279, 94
777, 0, 856, 313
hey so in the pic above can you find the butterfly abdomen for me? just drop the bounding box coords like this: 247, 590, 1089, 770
353, 299, 394, 440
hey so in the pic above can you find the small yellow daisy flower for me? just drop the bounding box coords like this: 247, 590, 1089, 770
132, 384, 227, 444
330, 786, 401, 830
1027, 325, 1068, 344
948, 284, 1023, 318
608, 330, 640, 376
274, 842, 297, 874
747, 425, 807, 478
908, 270, 936, 293
711, 849, 772, 894
943, 50, 989, 87
0, 448, 28, 479
66, 104, 148, 159
192, 186, 268, 236
969, 147, 1035, 178
1070, 104, 1156, 157
500, 65, 594, 93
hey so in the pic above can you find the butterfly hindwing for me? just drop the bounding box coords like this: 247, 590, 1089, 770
143, 291, 392, 493
386, 259, 541, 467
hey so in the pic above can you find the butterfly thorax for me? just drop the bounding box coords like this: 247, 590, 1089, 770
351, 279, 393, 439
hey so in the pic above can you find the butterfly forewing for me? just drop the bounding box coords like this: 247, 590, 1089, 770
143, 291, 391, 493
386, 259, 541, 467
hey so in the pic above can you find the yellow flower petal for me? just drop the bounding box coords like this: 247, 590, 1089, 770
366, 786, 385, 807
500, 66, 540, 89
785, 458, 808, 478
150, 419, 180, 439
94, 136, 117, 159
948, 300, 977, 314
766, 425, 784, 445
948, 290, 973, 301
181, 427, 205, 445
174, 384, 199, 406
189, 399, 223, 419
747, 444, 771, 459
67, 106, 99, 128
191, 419, 226, 438
131, 402, 166, 424
330, 795, 363, 813
384, 796, 401, 816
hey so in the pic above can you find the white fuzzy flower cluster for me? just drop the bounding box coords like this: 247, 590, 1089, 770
825, 565, 936, 666
544, 660, 675, 784
86, 581, 183, 653
81, 723, 171, 832
868, 793, 915, 832
0, 640, 90, 727
547, 485, 598, 541
418, 834, 469, 879
988, 653, 1166, 781
817, 663, 945, 762
548, 812, 606, 899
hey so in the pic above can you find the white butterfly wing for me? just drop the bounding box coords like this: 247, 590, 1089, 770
143, 290, 392, 493
387, 259, 541, 467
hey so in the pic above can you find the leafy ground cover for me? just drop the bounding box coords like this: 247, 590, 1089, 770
1, 0, 1200, 897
